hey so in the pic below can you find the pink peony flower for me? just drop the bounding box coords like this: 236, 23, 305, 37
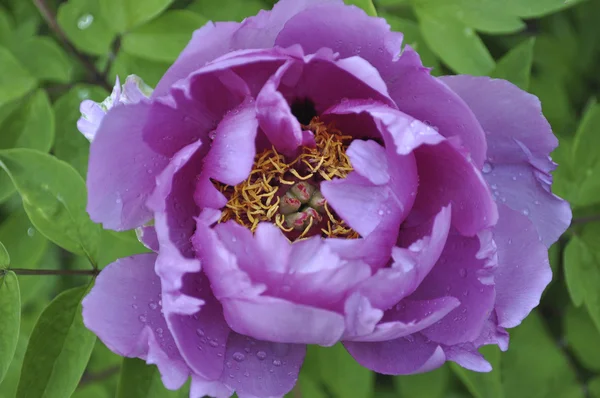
80, 1, 571, 397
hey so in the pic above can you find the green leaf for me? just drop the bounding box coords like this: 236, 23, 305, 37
381, 13, 439, 71
0, 271, 20, 384
504, 0, 585, 18
10, 37, 73, 83
412, 0, 524, 34
563, 236, 591, 308
569, 104, 600, 207
121, 10, 207, 63
309, 344, 374, 398
590, 376, 600, 398
187, 0, 265, 22
0, 208, 51, 305
0, 242, 8, 269
502, 311, 584, 398
16, 284, 96, 398
117, 358, 179, 398
0, 46, 36, 107
415, 6, 495, 75
0, 90, 54, 152
57, 0, 116, 56
491, 38, 535, 91
564, 304, 600, 371
100, 0, 174, 33
394, 364, 449, 398
451, 346, 503, 398
53, 85, 108, 177
0, 7, 13, 46
98, 230, 149, 269
344, 0, 377, 16
110, 52, 170, 88
0, 149, 101, 262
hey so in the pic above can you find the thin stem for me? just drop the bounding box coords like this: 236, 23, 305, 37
8, 268, 99, 276
79, 366, 121, 388
33, 0, 112, 91
571, 214, 600, 225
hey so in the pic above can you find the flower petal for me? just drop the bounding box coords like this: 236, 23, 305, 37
344, 333, 446, 375
219, 333, 305, 398
192, 219, 346, 346
409, 139, 498, 236
493, 204, 552, 328
440, 75, 571, 246
165, 272, 230, 380
82, 254, 189, 389
355, 205, 452, 310
348, 297, 461, 342
87, 102, 168, 230
411, 232, 496, 346
147, 140, 203, 295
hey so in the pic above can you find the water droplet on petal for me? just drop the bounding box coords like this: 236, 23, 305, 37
196, 328, 205, 337
156, 327, 163, 335
233, 352, 246, 362
482, 162, 493, 174
272, 359, 282, 367
256, 351, 267, 360
131, 304, 138, 309
149, 302, 158, 310
522, 209, 530, 216
138, 314, 147, 323
27, 227, 35, 237
209, 340, 219, 347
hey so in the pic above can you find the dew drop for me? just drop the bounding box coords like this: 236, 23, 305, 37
138, 314, 147, 323
156, 327, 163, 335
272, 359, 282, 367
482, 162, 493, 174
27, 227, 35, 237
149, 302, 158, 310
196, 328, 205, 337
131, 304, 138, 310
233, 352, 246, 362
522, 209, 530, 216
77, 14, 94, 29
256, 351, 267, 360
209, 340, 219, 347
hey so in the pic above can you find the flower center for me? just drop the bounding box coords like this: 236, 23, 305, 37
214, 118, 359, 240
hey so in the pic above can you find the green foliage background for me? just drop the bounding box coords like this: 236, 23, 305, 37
0, 0, 599, 397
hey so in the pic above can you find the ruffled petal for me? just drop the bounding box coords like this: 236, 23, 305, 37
87, 102, 168, 230
388, 48, 487, 167
344, 333, 446, 375
165, 272, 230, 381
411, 232, 496, 346
275, 1, 403, 83
147, 140, 203, 295
355, 205, 452, 310
192, 219, 346, 346
82, 254, 188, 389
348, 297, 460, 342
440, 75, 571, 246
154, 21, 240, 97
409, 139, 498, 236
493, 205, 552, 328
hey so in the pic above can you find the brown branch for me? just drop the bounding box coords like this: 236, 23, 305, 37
571, 214, 600, 225
33, 0, 111, 91
8, 268, 99, 276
